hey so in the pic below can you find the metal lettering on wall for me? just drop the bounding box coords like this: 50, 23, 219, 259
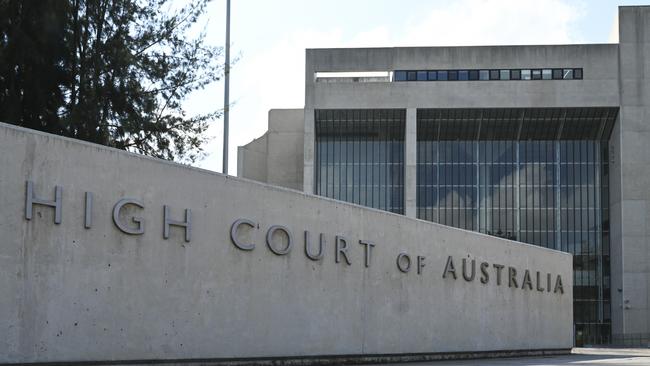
22, 180, 565, 295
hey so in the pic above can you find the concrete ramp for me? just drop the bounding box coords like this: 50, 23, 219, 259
0, 122, 572, 364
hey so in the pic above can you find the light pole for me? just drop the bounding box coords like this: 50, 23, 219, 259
222, 0, 230, 175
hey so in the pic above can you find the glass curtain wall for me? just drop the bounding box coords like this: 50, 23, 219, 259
315, 109, 405, 214
416, 108, 616, 345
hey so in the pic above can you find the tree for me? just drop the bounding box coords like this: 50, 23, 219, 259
0, 0, 70, 136
0, 0, 222, 162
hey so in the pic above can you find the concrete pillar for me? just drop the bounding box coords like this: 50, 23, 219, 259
303, 108, 315, 194
405, 108, 417, 218
615, 6, 650, 337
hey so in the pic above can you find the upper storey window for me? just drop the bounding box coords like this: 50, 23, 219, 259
407, 71, 417, 81
393, 68, 583, 82
511, 70, 521, 80
563, 69, 573, 79
574, 68, 583, 79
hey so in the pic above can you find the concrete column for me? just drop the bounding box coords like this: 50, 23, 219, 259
609, 115, 624, 336
405, 108, 417, 218
303, 108, 315, 194
615, 6, 650, 337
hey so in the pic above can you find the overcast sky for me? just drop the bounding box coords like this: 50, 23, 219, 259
185, 0, 640, 174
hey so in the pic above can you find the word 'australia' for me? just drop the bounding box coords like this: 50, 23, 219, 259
442, 256, 564, 294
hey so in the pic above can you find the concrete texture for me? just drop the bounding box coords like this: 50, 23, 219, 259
0, 122, 572, 363
302, 43, 620, 197
237, 134, 267, 183
376, 348, 650, 366
266, 109, 304, 190
297, 38, 626, 341
6, 348, 646, 365
614, 6, 650, 337
238, 109, 304, 190
237, 4, 650, 345
303, 107, 315, 194
301, 42, 621, 207
404, 108, 416, 218
303, 44, 619, 110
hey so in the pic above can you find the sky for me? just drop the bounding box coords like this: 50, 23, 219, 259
184, 0, 643, 174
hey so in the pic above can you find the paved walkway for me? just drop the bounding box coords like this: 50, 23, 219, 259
379, 348, 650, 365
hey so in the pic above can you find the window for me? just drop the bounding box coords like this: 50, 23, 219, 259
574, 68, 583, 79
407, 71, 417, 81
394, 71, 407, 81
316, 109, 405, 214
393, 67, 582, 82
511, 69, 521, 80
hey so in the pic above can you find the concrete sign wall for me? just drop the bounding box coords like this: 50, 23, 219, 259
0, 123, 572, 364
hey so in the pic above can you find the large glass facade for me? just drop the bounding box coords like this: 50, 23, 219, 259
315, 109, 405, 213
416, 108, 617, 345
313, 107, 616, 345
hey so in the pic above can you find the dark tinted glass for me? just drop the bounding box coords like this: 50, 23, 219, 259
511, 69, 521, 80
394, 68, 582, 82
416, 108, 615, 346
315, 109, 405, 214
574, 68, 583, 79
407, 71, 417, 81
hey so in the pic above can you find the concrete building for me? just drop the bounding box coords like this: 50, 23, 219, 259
239, 6, 650, 345
0, 121, 572, 364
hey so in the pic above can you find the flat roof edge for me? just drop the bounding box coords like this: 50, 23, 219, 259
306, 43, 618, 52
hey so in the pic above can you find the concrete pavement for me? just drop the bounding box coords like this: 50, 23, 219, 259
378, 348, 650, 365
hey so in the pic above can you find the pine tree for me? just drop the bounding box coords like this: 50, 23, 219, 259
0, 0, 222, 162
